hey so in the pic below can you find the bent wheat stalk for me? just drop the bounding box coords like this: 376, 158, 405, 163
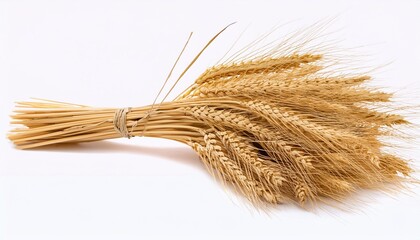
8, 24, 415, 208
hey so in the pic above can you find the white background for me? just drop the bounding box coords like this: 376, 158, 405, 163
1, 0, 420, 239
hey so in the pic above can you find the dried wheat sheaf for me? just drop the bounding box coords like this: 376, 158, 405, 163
8, 23, 416, 209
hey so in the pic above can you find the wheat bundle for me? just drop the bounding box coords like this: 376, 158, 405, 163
8, 24, 415, 208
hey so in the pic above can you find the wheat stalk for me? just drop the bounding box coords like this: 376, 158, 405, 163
7, 24, 416, 209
